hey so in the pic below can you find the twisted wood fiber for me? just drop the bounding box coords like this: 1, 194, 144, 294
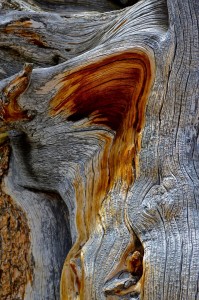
0, 0, 198, 299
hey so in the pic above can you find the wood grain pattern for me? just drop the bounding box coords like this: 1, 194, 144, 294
0, 0, 198, 299
0, 63, 33, 122
3, 19, 49, 48
56, 49, 154, 300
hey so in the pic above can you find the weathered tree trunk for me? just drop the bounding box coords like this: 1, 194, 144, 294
0, 0, 198, 299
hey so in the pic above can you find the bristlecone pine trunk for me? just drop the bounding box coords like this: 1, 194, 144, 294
0, 0, 198, 299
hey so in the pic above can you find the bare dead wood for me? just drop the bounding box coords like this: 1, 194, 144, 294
0, 0, 198, 299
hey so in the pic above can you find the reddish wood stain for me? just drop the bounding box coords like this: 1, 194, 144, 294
3, 20, 48, 48
50, 53, 149, 131
127, 251, 143, 277
0, 64, 32, 122
113, 20, 127, 32
50, 51, 153, 187
57, 50, 154, 300
50, 52, 151, 131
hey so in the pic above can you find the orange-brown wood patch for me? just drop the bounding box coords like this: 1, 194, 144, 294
0, 64, 32, 123
0, 141, 33, 300
50, 51, 153, 187
50, 52, 151, 132
57, 50, 154, 300
3, 20, 48, 48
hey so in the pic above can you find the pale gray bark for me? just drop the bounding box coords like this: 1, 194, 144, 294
0, 0, 198, 299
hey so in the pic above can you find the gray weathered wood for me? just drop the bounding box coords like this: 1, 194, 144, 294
0, 0, 198, 299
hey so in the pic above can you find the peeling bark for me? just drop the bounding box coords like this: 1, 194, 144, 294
0, 141, 33, 300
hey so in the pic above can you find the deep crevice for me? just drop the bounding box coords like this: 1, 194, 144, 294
104, 234, 144, 297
